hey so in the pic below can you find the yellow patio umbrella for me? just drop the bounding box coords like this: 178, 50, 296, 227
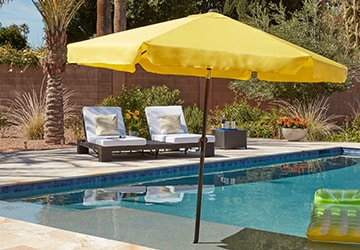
67, 11, 347, 243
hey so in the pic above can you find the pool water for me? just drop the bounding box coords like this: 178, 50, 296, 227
1, 156, 360, 239
117, 156, 360, 236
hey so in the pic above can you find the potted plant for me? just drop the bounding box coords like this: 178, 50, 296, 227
125, 110, 140, 136
277, 116, 308, 141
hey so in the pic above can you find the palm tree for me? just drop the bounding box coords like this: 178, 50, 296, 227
32, 0, 84, 144
341, 0, 360, 49
114, 0, 126, 32
96, 0, 112, 36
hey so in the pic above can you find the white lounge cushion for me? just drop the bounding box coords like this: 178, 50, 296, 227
145, 105, 215, 144
92, 135, 146, 146
152, 133, 215, 143
83, 106, 146, 147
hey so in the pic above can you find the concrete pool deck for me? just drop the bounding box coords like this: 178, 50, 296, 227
1, 138, 360, 249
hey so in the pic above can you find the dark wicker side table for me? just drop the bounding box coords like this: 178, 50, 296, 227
213, 129, 247, 149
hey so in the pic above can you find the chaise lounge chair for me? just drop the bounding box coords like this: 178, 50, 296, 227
77, 106, 147, 162
145, 105, 215, 157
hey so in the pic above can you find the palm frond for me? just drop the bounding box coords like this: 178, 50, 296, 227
32, 0, 85, 31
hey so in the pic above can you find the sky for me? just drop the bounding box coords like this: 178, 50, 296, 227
0, 1, 44, 48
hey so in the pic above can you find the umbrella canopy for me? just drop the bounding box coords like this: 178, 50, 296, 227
67, 12, 348, 243
68, 12, 347, 83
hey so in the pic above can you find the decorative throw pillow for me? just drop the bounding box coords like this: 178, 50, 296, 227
159, 115, 184, 134
95, 114, 120, 136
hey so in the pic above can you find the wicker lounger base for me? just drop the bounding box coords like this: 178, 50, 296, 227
77, 140, 215, 162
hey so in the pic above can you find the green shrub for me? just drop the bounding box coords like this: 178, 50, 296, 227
100, 85, 183, 138
244, 121, 273, 138
208, 100, 275, 138
329, 114, 360, 142
351, 114, 360, 131
222, 100, 264, 126
328, 129, 360, 142
207, 107, 223, 131
0, 44, 41, 66
183, 104, 203, 134
244, 108, 279, 138
328, 99, 360, 142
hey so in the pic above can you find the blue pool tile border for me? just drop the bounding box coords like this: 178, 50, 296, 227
0, 147, 355, 200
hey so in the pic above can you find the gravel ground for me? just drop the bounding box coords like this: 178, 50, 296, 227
0, 126, 78, 152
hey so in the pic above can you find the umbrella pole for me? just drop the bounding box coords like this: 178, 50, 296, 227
193, 69, 211, 243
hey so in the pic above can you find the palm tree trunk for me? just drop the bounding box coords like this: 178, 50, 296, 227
97, 0, 112, 36
44, 74, 64, 144
43, 29, 66, 144
114, 0, 126, 32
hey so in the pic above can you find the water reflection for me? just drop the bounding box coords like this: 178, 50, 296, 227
22, 185, 215, 207
20, 156, 359, 207
214, 156, 358, 186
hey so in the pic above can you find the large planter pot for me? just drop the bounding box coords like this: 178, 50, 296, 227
281, 128, 307, 141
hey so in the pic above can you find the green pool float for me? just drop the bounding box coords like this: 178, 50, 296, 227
307, 189, 360, 244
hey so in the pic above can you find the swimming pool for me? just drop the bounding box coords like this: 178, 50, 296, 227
1, 152, 360, 243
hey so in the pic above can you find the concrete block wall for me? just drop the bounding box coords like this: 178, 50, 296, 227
328, 82, 360, 118
0, 64, 358, 121
0, 65, 44, 104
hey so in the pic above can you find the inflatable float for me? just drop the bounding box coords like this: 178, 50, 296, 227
306, 189, 360, 244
